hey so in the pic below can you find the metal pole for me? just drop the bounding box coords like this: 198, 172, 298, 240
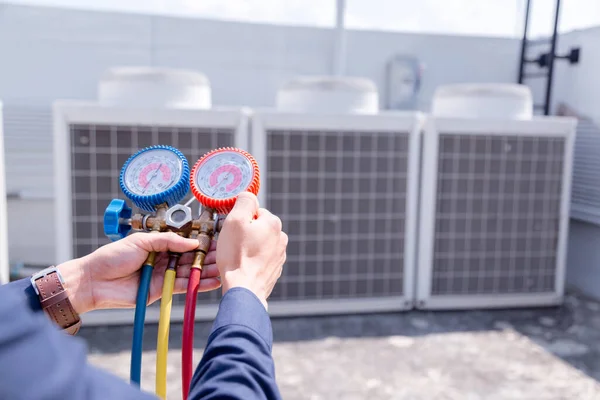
333, 0, 347, 76
545, 0, 561, 115
517, 0, 531, 84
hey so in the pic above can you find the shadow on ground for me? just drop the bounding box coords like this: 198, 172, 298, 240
80, 289, 600, 383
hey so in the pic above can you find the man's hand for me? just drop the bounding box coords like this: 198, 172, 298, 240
56, 233, 222, 314
217, 192, 288, 309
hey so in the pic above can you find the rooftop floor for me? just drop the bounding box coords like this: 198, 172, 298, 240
82, 290, 600, 399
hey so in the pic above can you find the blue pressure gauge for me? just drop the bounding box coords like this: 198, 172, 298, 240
119, 145, 190, 212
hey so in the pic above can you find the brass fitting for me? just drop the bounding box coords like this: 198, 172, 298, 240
191, 208, 216, 270
152, 204, 168, 232
131, 204, 169, 232
126, 204, 226, 269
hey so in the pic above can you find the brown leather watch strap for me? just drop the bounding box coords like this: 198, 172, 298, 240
32, 268, 81, 335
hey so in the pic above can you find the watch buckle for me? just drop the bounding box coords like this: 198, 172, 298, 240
30, 267, 63, 295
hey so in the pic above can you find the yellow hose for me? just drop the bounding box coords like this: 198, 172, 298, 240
156, 267, 176, 399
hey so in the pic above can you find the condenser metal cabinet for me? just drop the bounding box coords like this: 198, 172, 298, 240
559, 108, 600, 301
416, 116, 576, 309
252, 110, 423, 316
569, 117, 600, 225
0, 103, 9, 284
53, 101, 249, 324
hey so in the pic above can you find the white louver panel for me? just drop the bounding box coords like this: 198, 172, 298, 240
570, 118, 600, 225
252, 111, 422, 316
417, 117, 576, 310
2, 104, 54, 198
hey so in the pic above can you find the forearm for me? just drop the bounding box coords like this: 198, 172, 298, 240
3, 277, 44, 313
189, 288, 282, 400
0, 280, 156, 400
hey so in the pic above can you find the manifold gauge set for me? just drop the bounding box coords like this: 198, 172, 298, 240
102, 145, 260, 399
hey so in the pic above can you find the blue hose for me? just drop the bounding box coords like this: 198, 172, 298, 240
130, 263, 153, 386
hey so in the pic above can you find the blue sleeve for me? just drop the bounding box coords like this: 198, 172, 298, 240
0, 279, 157, 400
189, 288, 282, 400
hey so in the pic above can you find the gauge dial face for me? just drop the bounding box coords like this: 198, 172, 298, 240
194, 151, 254, 199
122, 149, 183, 196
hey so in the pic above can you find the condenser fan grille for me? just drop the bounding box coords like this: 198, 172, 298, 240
265, 129, 410, 301
431, 133, 565, 296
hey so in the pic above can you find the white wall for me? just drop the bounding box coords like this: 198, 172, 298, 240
0, 3, 521, 266
0, 4, 520, 109
553, 26, 600, 122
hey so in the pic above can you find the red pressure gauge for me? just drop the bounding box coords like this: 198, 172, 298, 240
190, 147, 260, 214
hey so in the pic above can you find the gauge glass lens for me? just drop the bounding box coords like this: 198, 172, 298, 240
123, 149, 183, 196
194, 151, 254, 199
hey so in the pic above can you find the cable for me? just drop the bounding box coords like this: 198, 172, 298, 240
156, 253, 180, 399
130, 252, 155, 386
181, 266, 201, 400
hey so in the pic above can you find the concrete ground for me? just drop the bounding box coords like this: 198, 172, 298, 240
83, 291, 600, 400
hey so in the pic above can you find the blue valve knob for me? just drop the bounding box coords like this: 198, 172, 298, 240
104, 199, 133, 241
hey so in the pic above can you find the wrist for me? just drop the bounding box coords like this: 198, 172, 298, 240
221, 276, 268, 310
56, 257, 94, 314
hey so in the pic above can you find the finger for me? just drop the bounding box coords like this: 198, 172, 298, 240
227, 192, 259, 223
280, 231, 289, 248
198, 277, 222, 293
173, 277, 221, 294
209, 240, 217, 252
200, 263, 220, 279
176, 264, 191, 279
153, 251, 168, 266
175, 246, 214, 267
178, 251, 196, 265
174, 262, 219, 280
256, 208, 282, 232
256, 208, 269, 218
128, 232, 199, 254
173, 278, 188, 295
204, 250, 216, 265
172, 257, 218, 278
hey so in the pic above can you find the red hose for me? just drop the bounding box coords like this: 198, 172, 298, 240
182, 267, 201, 400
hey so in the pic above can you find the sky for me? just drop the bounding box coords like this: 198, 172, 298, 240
5, 0, 600, 38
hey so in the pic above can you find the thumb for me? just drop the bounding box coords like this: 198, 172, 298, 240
227, 192, 259, 221
127, 232, 199, 253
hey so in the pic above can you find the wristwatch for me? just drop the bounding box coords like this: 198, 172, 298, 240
30, 266, 82, 335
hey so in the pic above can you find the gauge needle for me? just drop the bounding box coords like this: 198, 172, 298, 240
143, 163, 163, 194
210, 172, 230, 196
